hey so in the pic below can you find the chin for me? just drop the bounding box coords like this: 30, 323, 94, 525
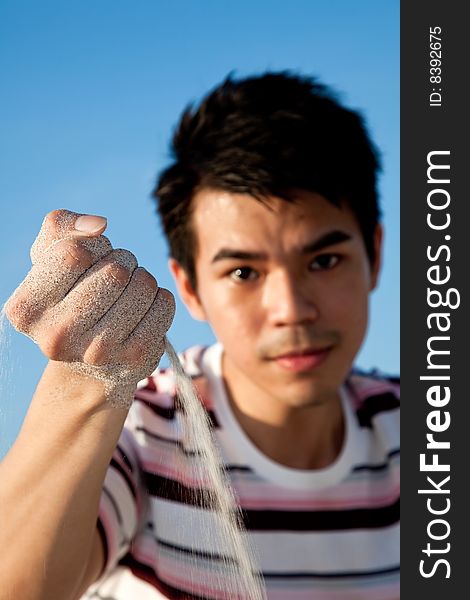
276, 381, 336, 409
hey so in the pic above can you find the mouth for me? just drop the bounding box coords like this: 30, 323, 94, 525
269, 346, 333, 373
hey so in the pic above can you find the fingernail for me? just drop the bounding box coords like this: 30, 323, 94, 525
75, 215, 107, 233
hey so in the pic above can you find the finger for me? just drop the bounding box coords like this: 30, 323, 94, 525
121, 287, 175, 366
5, 236, 113, 333
30, 209, 108, 265
40, 249, 138, 359
83, 267, 159, 365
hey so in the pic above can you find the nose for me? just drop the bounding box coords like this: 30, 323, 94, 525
262, 270, 319, 327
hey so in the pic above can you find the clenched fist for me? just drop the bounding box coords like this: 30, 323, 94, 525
4, 209, 175, 407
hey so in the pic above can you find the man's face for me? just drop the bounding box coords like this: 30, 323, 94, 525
172, 188, 381, 409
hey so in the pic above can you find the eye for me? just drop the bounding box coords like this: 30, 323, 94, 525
309, 254, 340, 271
229, 267, 259, 282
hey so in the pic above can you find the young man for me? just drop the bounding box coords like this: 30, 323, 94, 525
1, 72, 399, 599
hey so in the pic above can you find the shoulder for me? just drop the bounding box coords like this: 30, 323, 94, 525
346, 367, 400, 428
133, 345, 212, 413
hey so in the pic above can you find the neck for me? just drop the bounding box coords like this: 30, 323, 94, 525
221, 352, 345, 470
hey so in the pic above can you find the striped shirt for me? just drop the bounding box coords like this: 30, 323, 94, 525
83, 343, 400, 600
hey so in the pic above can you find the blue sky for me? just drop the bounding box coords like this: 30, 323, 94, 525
0, 0, 399, 456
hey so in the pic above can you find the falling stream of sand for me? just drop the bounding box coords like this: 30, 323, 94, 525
163, 337, 265, 600
0, 306, 12, 455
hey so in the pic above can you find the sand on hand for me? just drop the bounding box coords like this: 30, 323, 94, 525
5, 210, 175, 408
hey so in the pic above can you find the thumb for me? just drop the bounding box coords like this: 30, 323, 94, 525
30, 209, 108, 265
74, 214, 108, 234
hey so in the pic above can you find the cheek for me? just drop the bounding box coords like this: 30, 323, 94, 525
219, 311, 261, 352
210, 314, 261, 376
321, 272, 370, 334
201, 284, 261, 348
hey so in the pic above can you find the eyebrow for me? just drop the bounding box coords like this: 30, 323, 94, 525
211, 230, 352, 263
301, 230, 352, 254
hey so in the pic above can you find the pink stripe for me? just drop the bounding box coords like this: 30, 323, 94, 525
131, 544, 248, 600
139, 453, 399, 509
141, 456, 213, 488
268, 585, 399, 600
98, 500, 119, 566
111, 450, 145, 517
235, 489, 400, 510
130, 534, 398, 600
232, 471, 400, 507
113, 449, 133, 477
352, 379, 400, 402
134, 388, 175, 404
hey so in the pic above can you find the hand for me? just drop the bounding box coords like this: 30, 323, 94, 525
5, 209, 175, 406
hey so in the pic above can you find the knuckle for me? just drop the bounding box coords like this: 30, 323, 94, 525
124, 342, 148, 366
39, 325, 69, 360
159, 288, 176, 316
83, 342, 108, 366
134, 267, 158, 291
143, 291, 175, 335
159, 287, 175, 304
43, 209, 62, 227
102, 261, 130, 285
113, 249, 138, 271
80, 235, 113, 259
4, 293, 35, 331
100, 249, 137, 284
45, 209, 62, 221
31, 210, 77, 265
43, 209, 73, 231
55, 239, 95, 270
3, 294, 17, 321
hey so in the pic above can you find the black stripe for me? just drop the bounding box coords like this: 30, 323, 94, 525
135, 426, 206, 457
206, 409, 220, 428
134, 396, 220, 428
118, 553, 398, 598
350, 368, 400, 385
178, 405, 219, 429
102, 488, 133, 550
143, 470, 400, 530
157, 537, 237, 564
263, 564, 400, 579
110, 458, 136, 499
151, 536, 399, 579
143, 472, 216, 508
96, 518, 109, 569
225, 465, 253, 472
356, 392, 400, 428
353, 448, 400, 472
134, 396, 177, 420
116, 443, 134, 473
243, 497, 400, 531
103, 486, 123, 525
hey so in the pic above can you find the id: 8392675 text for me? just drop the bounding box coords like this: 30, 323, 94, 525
429, 26, 443, 107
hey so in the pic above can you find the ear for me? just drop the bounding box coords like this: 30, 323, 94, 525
370, 224, 383, 291
168, 258, 207, 321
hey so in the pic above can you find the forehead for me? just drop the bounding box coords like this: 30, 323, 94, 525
191, 188, 361, 255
